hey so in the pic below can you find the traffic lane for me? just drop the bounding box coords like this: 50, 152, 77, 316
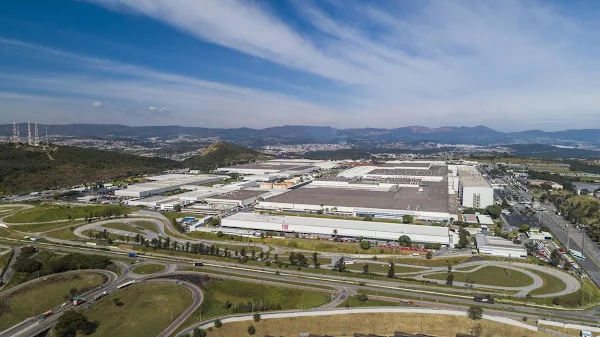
539, 216, 600, 287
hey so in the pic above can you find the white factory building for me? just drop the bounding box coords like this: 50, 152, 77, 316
222, 213, 457, 246
450, 165, 494, 209
115, 174, 226, 198
475, 234, 527, 258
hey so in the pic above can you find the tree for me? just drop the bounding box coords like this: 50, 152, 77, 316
518, 224, 530, 233
398, 235, 411, 247
387, 262, 395, 278
402, 214, 413, 224
485, 205, 502, 219
253, 313, 261, 322
192, 328, 207, 337
524, 241, 537, 255
112, 297, 123, 306
247, 324, 256, 335
426, 251, 433, 260
581, 188, 590, 196
360, 240, 371, 250
312, 252, 319, 268
550, 249, 561, 267
363, 215, 373, 221
214, 318, 222, 328
362, 263, 369, 274
334, 257, 346, 272
563, 261, 571, 272
446, 273, 454, 286
333, 229, 338, 238
67, 287, 78, 300
467, 305, 483, 320
53, 310, 92, 337
457, 228, 470, 248
356, 293, 369, 302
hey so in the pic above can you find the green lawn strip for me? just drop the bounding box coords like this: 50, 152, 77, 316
174, 278, 331, 335
346, 262, 428, 274
0, 227, 27, 239
131, 263, 166, 275
259, 237, 416, 256
179, 266, 335, 290
0, 249, 12, 271
423, 266, 534, 287
101, 222, 144, 234
4, 205, 132, 223
132, 221, 160, 233
527, 269, 568, 296
377, 256, 469, 267
81, 283, 193, 337
0, 273, 106, 330
12, 221, 85, 233
453, 265, 480, 272
82, 230, 135, 242
44, 226, 83, 241
337, 296, 400, 308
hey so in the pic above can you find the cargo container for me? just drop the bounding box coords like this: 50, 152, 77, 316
117, 280, 136, 289
73, 296, 87, 306
128, 253, 137, 258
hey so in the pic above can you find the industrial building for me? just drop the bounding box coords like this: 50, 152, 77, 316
222, 212, 456, 246
452, 165, 494, 209
215, 160, 320, 176
114, 174, 226, 198
475, 234, 527, 258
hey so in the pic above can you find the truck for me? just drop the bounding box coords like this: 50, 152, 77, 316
73, 296, 87, 306
117, 280, 136, 289
93, 291, 108, 301
39, 310, 53, 319
473, 296, 495, 304
400, 299, 415, 305
128, 253, 137, 258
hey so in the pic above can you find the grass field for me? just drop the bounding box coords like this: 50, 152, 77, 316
346, 262, 428, 274
82, 283, 193, 337
423, 266, 534, 287
44, 225, 82, 241
101, 222, 144, 234
259, 237, 417, 256
177, 278, 331, 334
131, 263, 166, 275
10, 221, 84, 233
0, 273, 106, 330
378, 256, 470, 267
0, 227, 26, 239
527, 269, 568, 296
205, 312, 553, 337
4, 205, 131, 223
132, 221, 160, 233
0, 248, 12, 272
337, 296, 399, 308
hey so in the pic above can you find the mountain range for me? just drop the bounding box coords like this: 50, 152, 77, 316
2, 123, 599, 146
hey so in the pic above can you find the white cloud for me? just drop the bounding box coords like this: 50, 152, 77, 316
4, 0, 600, 130
91, 101, 103, 107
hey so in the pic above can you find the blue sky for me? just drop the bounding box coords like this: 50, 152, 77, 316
1, 0, 600, 131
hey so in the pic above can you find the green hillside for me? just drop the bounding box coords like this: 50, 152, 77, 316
182, 141, 271, 172
0, 144, 181, 195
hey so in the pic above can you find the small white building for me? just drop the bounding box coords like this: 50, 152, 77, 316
475, 234, 527, 258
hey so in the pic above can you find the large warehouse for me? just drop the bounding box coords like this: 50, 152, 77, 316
222, 212, 456, 246
115, 174, 226, 198
452, 166, 494, 209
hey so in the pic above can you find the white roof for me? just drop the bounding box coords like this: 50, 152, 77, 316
225, 212, 449, 238
477, 214, 495, 225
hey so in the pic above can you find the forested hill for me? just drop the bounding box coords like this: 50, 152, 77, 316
182, 141, 271, 172
0, 144, 181, 195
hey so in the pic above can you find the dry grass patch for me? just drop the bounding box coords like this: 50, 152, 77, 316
206, 313, 553, 337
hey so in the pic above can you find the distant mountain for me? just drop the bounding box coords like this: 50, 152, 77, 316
0, 144, 181, 195
182, 142, 271, 172
2, 123, 600, 146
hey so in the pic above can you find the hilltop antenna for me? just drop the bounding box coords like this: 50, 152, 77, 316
12, 118, 18, 144
34, 121, 39, 146
27, 121, 32, 146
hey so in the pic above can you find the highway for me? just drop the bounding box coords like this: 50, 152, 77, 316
500, 176, 600, 288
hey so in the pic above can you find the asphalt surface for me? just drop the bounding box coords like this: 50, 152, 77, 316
0, 246, 19, 286
500, 177, 600, 289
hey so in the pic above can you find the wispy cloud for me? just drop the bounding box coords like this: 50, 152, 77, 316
3, 0, 600, 130
91, 101, 103, 107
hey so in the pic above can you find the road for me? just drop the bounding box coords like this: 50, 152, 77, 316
500, 176, 600, 288
0, 246, 20, 287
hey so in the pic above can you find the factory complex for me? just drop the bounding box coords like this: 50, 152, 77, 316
108, 159, 499, 247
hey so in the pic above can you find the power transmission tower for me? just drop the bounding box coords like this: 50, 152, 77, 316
27, 121, 32, 146
12, 118, 19, 144
34, 121, 40, 146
